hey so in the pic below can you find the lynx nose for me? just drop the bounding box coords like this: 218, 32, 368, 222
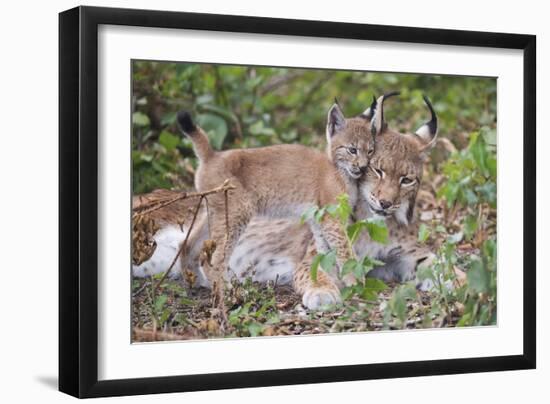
379, 199, 392, 210
359, 165, 368, 174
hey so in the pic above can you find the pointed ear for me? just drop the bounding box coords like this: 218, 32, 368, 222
371, 91, 400, 137
360, 95, 378, 121
415, 95, 438, 150
326, 102, 346, 141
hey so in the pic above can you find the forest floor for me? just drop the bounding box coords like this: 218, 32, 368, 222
132, 279, 464, 342
131, 187, 473, 342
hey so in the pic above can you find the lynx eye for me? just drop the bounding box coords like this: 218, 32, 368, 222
347, 146, 358, 155
367, 148, 374, 156
400, 177, 415, 186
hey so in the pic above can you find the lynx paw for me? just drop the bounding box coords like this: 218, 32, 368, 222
302, 287, 342, 310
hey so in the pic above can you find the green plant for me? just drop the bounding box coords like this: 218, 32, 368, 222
301, 194, 390, 303
227, 278, 279, 337
132, 62, 496, 193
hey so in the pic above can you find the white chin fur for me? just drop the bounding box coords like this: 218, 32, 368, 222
394, 200, 410, 225
132, 225, 188, 278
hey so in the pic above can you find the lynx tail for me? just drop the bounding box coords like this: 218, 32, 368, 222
177, 110, 213, 162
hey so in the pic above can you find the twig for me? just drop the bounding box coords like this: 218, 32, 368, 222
134, 180, 236, 332
259, 71, 304, 96
223, 187, 230, 261
133, 182, 236, 217
149, 181, 235, 294
132, 280, 150, 298
151, 195, 205, 296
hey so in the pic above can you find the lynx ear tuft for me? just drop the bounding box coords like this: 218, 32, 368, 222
177, 110, 197, 134
371, 91, 400, 137
361, 95, 378, 121
414, 95, 438, 149
326, 102, 346, 140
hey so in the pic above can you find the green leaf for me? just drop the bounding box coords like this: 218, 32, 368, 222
179, 297, 195, 306
199, 103, 239, 124
310, 254, 322, 282
196, 113, 228, 150
467, 258, 489, 293
347, 221, 366, 244
249, 120, 276, 136
463, 214, 478, 240
314, 207, 326, 223
335, 194, 352, 223
487, 156, 497, 178
154, 294, 168, 313
133, 111, 150, 126
320, 250, 336, 274
471, 133, 488, 175
416, 263, 435, 282
361, 278, 388, 301
160, 112, 176, 126
158, 131, 180, 150
435, 225, 446, 233
418, 223, 430, 243
341, 259, 358, 277
366, 218, 389, 244
325, 203, 339, 216
353, 262, 364, 280
159, 308, 171, 325
247, 322, 263, 337
362, 255, 385, 269
389, 283, 417, 323
196, 94, 214, 104
300, 206, 318, 224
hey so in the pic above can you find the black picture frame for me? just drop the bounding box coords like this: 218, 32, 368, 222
59, 5, 536, 398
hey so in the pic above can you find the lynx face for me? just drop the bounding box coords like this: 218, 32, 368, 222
360, 95, 438, 225
326, 103, 375, 180
361, 134, 425, 225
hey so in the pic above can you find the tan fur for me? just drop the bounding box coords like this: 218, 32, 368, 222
134, 95, 439, 309
177, 105, 375, 308
230, 94, 439, 302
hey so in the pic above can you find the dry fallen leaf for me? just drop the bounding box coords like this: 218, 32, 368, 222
453, 266, 467, 288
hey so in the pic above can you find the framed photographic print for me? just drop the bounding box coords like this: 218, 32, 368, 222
59, 5, 536, 398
